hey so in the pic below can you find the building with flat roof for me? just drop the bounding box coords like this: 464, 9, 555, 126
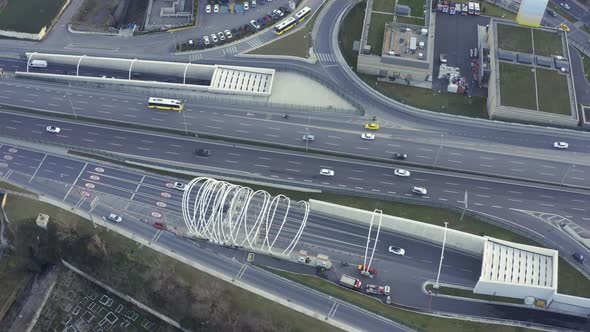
484, 20, 579, 128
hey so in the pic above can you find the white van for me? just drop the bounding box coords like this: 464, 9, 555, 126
29, 60, 48, 68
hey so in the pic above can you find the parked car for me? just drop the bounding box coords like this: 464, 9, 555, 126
214, 4, 220, 13
196, 38, 204, 48
320, 169, 335, 176
388, 246, 405, 256
252, 0, 257, 7
218, 31, 225, 41
546, 8, 557, 17
553, 141, 569, 149
560, 3, 571, 10
206, 4, 211, 14
440, 53, 448, 63
211, 33, 218, 43
108, 213, 123, 223
46, 125, 61, 133
250, 19, 261, 30
244, 1, 249, 10
273, 9, 284, 17
203, 35, 210, 46
224, 29, 232, 39
411, 186, 427, 195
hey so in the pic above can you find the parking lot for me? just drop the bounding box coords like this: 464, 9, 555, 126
177, 0, 296, 50
432, 12, 490, 96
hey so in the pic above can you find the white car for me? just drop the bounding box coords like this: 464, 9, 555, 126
252, 0, 257, 7
560, 3, 571, 10
394, 169, 411, 177
174, 182, 187, 191
203, 35, 210, 45
206, 4, 211, 13
108, 213, 123, 223
224, 29, 232, 39
412, 186, 427, 196
244, 2, 249, 10
302, 134, 315, 141
214, 4, 220, 13
46, 126, 61, 133
218, 31, 225, 41
361, 133, 375, 140
211, 33, 218, 43
388, 246, 405, 256
320, 169, 335, 176
553, 141, 569, 149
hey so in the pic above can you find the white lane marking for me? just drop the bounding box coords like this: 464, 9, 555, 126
286, 169, 300, 172
475, 194, 490, 198
479, 156, 494, 160
225, 160, 238, 163
254, 164, 269, 168
228, 153, 241, 156
445, 182, 459, 186
443, 190, 459, 194
328, 135, 341, 139
571, 207, 585, 211
541, 165, 556, 169
539, 203, 554, 207
165, 151, 179, 155
508, 191, 522, 194
450, 152, 463, 156
540, 195, 553, 199
492, 205, 502, 209
510, 161, 524, 164
416, 155, 430, 159
419, 148, 433, 152
508, 199, 523, 202
258, 157, 272, 160
510, 169, 525, 172
325, 142, 339, 146
288, 161, 302, 164
351, 170, 364, 173
447, 160, 462, 163
380, 182, 394, 185
236, 130, 250, 133
477, 186, 491, 190
473, 203, 484, 206
348, 177, 363, 181
264, 134, 279, 138
539, 173, 555, 176
480, 164, 493, 168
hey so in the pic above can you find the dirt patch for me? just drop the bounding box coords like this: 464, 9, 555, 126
72, 0, 148, 31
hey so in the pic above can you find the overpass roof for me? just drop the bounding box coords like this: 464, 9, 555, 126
209, 65, 274, 95
480, 237, 557, 289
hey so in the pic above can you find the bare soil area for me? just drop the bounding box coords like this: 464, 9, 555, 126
72, 0, 148, 32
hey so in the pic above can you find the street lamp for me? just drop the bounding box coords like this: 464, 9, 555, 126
434, 221, 449, 289
460, 189, 468, 221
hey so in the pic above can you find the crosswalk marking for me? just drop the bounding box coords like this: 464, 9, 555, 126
316, 53, 336, 63
189, 53, 202, 62
223, 46, 239, 55
247, 38, 263, 48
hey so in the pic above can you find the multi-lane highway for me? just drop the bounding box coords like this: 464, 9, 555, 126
2, 139, 589, 330
0, 0, 590, 329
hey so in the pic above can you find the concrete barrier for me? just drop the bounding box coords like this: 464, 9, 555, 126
309, 199, 485, 256
548, 293, 590, 317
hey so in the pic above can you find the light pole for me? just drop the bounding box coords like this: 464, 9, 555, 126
460, 190, 468, 221
561, 164, 575, 186
305, 127, 310, 153
434, 221, 449, 289
65, 83, 77, 120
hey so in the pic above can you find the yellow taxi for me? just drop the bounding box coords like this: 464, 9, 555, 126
559, 23, 570, 32
364, 123, 380, 130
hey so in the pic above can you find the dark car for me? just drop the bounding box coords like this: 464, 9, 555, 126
546, 9, 557, 17
393, 153, 408, 160
195, 148, 212, 156
279, 6, 292, 14
573, 252, 585, 264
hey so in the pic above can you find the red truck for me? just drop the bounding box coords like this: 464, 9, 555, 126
340, 274, 362, 290
358, 264, 377, 278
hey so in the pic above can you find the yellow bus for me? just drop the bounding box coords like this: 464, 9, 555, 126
294, 6, 311, 22
148, 97, 184, 111
274, 17, 297, 35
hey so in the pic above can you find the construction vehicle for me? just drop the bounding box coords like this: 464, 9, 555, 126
340, 274, 362, 290
358, 264, 377, 278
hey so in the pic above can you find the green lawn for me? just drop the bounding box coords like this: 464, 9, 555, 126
496, 24, 533, 53
372, 0, 395, 13
0, 181, 34, 194
2, 194, 342, 332
548, 2, 578, 23
425, 284, 523, 304
533, 30, 563, 57
581, 51, 590, 79
265, 267, 535, 332
499, 63, 537, 110
338, 1, 366, 70
367, 13, 393, 55
397, 0, 425, 18
0, 0, 66, 33
248, 3, 324, 58
535, 68, 572, 116
396, 15, 425, 26
359, 73, 489, 118
481, 2, 516, 20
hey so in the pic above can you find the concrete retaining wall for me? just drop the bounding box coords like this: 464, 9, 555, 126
548, 293, 590, 317
309, 199, 485, 256
0, 26, 47, 40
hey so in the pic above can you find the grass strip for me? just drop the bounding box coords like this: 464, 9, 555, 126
425, 284, 523, 304
261, 266, 535, 332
